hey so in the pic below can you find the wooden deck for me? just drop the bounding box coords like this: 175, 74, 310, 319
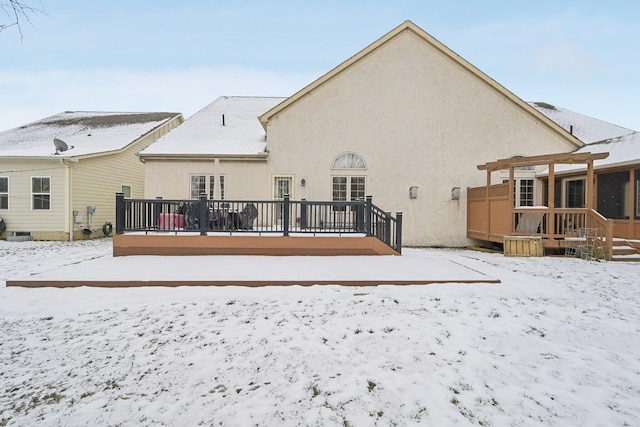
113, 233, 401, 257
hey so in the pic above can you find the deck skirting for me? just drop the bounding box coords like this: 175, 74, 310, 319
113, 234, 400, 256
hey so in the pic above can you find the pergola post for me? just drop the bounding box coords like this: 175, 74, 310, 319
629, 169, 636, 237
509, 166, 514, 232
586, 160, 595, 210
548, 162, 555, 237
485, 170, 491, 239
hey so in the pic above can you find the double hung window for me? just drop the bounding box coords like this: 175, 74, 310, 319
0, 177, 7, 210
32, 177, 51, 210
190, 175, 225, 199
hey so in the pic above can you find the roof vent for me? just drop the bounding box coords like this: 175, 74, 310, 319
534, 102, 557, 110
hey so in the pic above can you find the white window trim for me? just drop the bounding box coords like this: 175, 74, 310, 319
0, 176, 8, 210
331, 152, 367, 170
273, 175, 294, 200
331, 175, 366, 201
215, 175, 225, 200
190, 174, 225, 199
121, 184, 132, 198
189, 174, 206, 199
32, 176, 51, 211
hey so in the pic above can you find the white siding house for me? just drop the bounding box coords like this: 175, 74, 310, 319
0, 111, 183, 240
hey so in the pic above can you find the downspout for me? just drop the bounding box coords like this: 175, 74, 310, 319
62, 159, 73, 241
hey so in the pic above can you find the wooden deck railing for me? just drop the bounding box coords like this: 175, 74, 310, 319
511, 208, 614, 259
468, 184, 614, 259
115, 193, 403, 253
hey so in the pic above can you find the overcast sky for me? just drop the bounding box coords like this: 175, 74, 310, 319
1, 0, 638, 133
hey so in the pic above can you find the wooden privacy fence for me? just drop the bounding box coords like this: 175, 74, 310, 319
115, 193, 403, 253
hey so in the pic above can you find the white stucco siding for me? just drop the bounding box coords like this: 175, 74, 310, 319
145, 160, 270, 200
265, 31, 578, 246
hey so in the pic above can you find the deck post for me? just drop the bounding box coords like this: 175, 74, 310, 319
154, 196, 163, 230
384, 212, 391, 246
199, 193, 208, 235
300, 198, 307, 230
605, 218, 614, 261
283, 194, 290, 236
365, 196, 373, 237
355, 199, 365, 232
396, 211, 403, 254
115, 192, 125, 234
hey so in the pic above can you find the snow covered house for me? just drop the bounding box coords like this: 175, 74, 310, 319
546, 132, 640, 240
141, 21, 583, 247
140, 96, 286, 201
0, 111, 183, 241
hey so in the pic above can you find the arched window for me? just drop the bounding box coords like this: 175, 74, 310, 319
331, 152, 367, 203
332, 152, 366, 169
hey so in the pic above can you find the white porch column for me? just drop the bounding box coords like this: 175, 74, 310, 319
213, 158, 220, 200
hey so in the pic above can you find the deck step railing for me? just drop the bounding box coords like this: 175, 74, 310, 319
115, 193, 402, 253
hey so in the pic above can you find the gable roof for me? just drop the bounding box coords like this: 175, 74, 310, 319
140, 96, 287, 159
259, 20, 584, 151
0, 111, 181, 159
529, 102, 634, 144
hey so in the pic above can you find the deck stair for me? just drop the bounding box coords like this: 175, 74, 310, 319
611, 239, 640, 262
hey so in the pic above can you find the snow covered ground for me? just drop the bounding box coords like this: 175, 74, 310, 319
1, 238, 639, 426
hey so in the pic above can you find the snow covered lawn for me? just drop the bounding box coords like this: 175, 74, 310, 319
1, 239, 639, 426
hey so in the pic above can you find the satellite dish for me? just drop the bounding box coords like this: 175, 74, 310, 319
53, 138, 74, 155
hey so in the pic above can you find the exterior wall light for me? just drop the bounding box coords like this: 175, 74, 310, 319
451, 187, 461, 200
301, 178, 306, 187
409, 186, 418, 199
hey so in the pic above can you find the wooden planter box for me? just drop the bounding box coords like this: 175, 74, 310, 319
503, 236, 543, 257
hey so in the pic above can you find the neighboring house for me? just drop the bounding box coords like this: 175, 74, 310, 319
142, 20, 586, 247
542, 131, 640, 240
140, 96, 286, 200
0, 111, 183, 240
495, 102, 636, 208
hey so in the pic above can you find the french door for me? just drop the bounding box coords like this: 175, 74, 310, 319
273, 176, 293, 225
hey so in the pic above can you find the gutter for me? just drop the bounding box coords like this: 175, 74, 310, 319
138, 153, 269, 162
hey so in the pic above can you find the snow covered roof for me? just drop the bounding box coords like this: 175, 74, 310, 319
140, 96, 287, 157
529, 102, 634, 144
0, 111, 180, 158
542, 131, 640, 175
